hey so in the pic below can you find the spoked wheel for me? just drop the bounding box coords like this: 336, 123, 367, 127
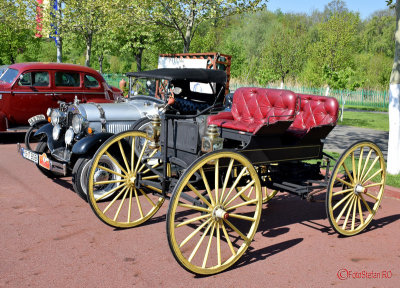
241, 185, 278, 204
87, 130, 165, 228
239, 166, 278, 203
167, 150, 262, 275
326, 140, 386, 236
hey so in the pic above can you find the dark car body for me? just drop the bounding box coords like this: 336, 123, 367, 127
0, 62, 122, 131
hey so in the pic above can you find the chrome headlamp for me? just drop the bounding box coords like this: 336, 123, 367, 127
72, 114, 87, 134
65, 128, 75, 145
52, 124, 61, 141
50, 109, 65, 126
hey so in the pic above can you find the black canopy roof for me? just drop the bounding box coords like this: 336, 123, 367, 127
126, 68, 226, 84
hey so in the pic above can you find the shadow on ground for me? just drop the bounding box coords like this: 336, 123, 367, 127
0, 132, 25, 144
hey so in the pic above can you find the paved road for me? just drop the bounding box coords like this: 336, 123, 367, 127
0, 135, 399, 287
325, 125, 389, 159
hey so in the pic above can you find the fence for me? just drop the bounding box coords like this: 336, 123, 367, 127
229, 83, 389, 109
103, 74, 389, 109
102, 73, 127, 89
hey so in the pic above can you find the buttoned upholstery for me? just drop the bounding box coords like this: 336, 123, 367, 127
208, 87, 297, 134
287, 94, 339, 137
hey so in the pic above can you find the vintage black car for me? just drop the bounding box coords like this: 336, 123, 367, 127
84, 69, 386, 275
18, 68, 228, 200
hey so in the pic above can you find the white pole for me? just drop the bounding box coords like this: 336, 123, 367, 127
387, 84, 400, 174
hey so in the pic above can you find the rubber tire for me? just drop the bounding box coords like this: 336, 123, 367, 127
72, 157, 91, 201
131, 117, 151, 131
35, 141, 62, 178
25, 120, 48, 150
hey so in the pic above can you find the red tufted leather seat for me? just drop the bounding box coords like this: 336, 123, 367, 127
208, 87, 297, 134
287, 94, 339, 137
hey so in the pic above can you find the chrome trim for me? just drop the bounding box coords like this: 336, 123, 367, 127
50, 161, 67, 176
105, 122, 133, 134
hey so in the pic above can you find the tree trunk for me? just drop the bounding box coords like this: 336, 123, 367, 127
85, 32, 93, 67
183, 4, 196, 53
56, 0, 62, 63
388, 0, 400, 175
135, 48, 143, 72
98, 54, 104, 74
9, 44, 15, 64
56, 36, 62, 63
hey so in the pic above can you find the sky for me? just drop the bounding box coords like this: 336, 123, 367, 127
266, 0, 390, 19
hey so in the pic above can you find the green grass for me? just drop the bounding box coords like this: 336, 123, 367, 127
345, 105, 388, 112
386, 174, 400, 188
306, 151, 399, 188
338, 111, 389, 131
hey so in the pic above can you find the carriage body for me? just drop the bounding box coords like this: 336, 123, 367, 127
86, 69, 386, 275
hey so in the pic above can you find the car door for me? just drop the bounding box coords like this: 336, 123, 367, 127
82, 73, 109, 101
11, 70, 55, 125
53, 70, 84, 103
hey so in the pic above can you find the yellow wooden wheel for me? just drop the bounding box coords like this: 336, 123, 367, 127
326, 141, 386, 236
167, 150, 262, 275
87, 130, 165, 228
238, 166, 278, 203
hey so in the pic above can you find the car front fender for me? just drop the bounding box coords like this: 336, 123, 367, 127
34, 123, 65, 151
72, 132, 114, 156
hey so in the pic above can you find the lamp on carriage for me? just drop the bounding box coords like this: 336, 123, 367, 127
147, 114, 161, 149
201, 124, 223, 153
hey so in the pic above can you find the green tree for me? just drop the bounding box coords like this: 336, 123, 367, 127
62, 0, 111, 67
103, 0, 169, 72
146, 0, 266, 53
0, 0, 37, 64
304, 9, 360, 87
261, 16, 308, 84
361, 9, 396, 58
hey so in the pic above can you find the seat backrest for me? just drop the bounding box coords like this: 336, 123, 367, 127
231, 87, 297, 125
291, 94, 339, 130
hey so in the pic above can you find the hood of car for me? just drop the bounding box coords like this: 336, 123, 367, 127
74, 99, 160, 123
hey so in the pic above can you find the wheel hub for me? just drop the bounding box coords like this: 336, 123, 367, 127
126, 173, 137, 188
354, 184, 366, 195
212, 206, 229, 220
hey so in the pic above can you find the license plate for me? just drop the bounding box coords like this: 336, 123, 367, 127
22, 148, 39, 164
28, 114, 46, 126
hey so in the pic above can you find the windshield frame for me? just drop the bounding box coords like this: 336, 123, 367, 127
0, 68, 19, 84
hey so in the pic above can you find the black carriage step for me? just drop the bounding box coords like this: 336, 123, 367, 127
272, 182, 311, 196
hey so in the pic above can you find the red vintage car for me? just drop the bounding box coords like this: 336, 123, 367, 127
0, 62, 122, 132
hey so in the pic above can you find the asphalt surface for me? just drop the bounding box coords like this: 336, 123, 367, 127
0, 131, 399, 287
325, 125, 389, 159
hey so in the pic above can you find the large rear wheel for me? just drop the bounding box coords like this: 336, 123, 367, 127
87, 130, 165, 228
167, 150, 262, 275
326, 141, 386, 236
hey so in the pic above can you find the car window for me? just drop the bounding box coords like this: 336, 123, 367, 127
55, 72, 80, 87
18, 71, 49, 87
0, 68, 19, 84
84, 75, 100, 88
